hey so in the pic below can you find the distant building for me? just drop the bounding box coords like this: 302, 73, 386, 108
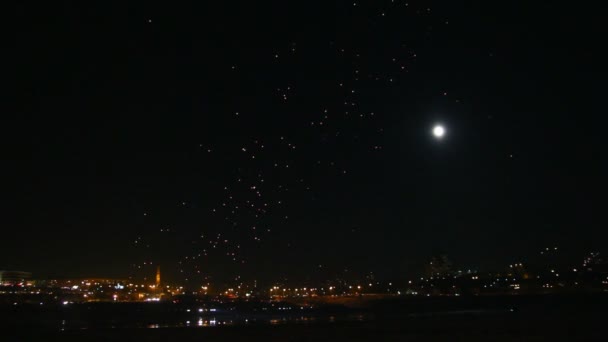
156, 266, 161, 287
426, 255, 453, 277
0, 270, 32, 285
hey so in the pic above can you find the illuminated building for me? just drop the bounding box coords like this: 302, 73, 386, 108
0, 270, 32, 285
156, 266, 161, 287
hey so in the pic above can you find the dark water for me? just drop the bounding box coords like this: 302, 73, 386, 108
2, 294, 607, 341
4, 301, 377, 331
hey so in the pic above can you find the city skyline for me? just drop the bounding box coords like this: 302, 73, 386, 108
2, 245, 604, 289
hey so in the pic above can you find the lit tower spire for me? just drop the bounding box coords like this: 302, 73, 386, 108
156, 266, 161, 287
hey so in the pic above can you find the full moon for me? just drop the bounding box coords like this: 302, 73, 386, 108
432, 125, 445, 138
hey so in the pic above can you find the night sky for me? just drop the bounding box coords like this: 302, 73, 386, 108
5, 2, 605, 285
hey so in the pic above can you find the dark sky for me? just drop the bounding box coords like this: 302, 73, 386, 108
5, 1, 606, 285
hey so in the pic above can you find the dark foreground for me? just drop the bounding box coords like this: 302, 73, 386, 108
3, 294, 607, 341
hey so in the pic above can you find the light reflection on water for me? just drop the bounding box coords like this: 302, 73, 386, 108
69, 314, 374, 331
126, 309, 505, 331
146, 318, 229, 329
58, 309, 507, 331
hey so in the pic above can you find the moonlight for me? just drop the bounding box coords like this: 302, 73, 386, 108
432, 125, 445, 138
